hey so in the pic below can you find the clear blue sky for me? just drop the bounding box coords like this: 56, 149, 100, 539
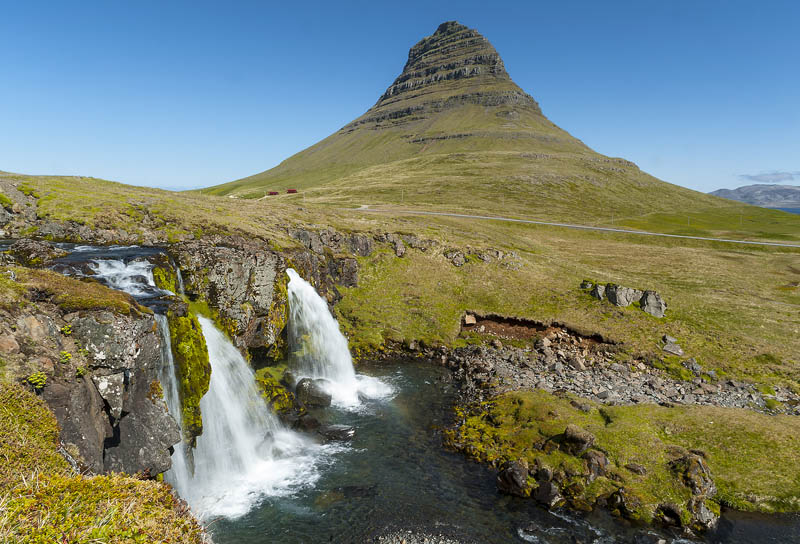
1, 0, 798, 192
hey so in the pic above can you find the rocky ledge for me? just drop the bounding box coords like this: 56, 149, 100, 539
0, 266, 180, 476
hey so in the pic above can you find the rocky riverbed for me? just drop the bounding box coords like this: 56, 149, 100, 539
445, 329, 800, 415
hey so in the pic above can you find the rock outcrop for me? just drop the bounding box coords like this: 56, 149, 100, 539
0, 280, 180, 476
350, 21, 541, 130
583, 281, 667, 318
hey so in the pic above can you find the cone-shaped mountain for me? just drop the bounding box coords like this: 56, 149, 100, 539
205, 21, 727, 220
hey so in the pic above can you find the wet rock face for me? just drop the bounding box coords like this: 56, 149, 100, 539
496, 459, 531, 497
172, 240, 283, 351
295, 378, 333, 407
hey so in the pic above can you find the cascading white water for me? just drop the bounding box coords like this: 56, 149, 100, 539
74, 254, 330, 520
90, 259, 165, 298
154, 314, 192, 492
287, 268, 392, 407
170, 317, 325, 519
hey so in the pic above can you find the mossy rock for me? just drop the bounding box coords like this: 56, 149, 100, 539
447, 388, 800, 525
255, 364, 294, 414
264, 271, 290, 362
152, 263, 179, 294
166, 309, 211, 444
0, 192, 13, 210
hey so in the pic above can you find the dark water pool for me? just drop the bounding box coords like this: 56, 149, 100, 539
206, 361, 800, 544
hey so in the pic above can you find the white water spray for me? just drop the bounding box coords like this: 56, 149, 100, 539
76, 255, 330, 520
89, 259, 167, 298
286, 268, 392, 407
167, 317, 325, 519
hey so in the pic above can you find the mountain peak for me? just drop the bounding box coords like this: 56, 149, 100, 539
376, 21, 520, 108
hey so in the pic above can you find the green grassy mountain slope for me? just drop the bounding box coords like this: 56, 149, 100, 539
202, 21, 776, 230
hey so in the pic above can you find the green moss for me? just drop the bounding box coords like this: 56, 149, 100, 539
152, 264, 178, 294
649, 356, 695, 381
0, 192, 13, 210
187, 298, 239, 342
59, 351, 72, 365
0, 383, 66, 486
12, 267, 146, 316
17, 183, 40, 198
147, 380, 164, 403
166, 309, 211, 444
255, 364, 294, 413
447, 389, 800, 522
2, 472, 205, 543
756, 384, 777, 396
264, 272, 290, 362
26, 372, 47, 390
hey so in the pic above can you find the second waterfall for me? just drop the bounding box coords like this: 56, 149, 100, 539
286, 268, 392, 407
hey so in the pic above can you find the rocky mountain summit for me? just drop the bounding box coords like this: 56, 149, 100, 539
350, 20, 543, 130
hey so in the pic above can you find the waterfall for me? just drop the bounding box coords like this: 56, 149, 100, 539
62, 252, 329, 520
166, 317, 324, 519
154, 314, 192, 490
286, 268, 392, 407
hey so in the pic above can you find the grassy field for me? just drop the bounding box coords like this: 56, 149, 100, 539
5, 171, 799, 389
334, 214, 800, 389
0, 383, 206, 543
449, 389, 800, 519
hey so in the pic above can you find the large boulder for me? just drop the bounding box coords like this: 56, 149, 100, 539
640, 290, 667, 317
533, 480, 563, 508
496, 459, 531, 497
295, 377, 332, 407
605, 284, 642, 307
590, 283, 606, 301
561, 424, 595, 456
583, 449, 609, 482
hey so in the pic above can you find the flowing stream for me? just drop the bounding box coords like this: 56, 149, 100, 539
52, 247, 335, 519
45, 244, 800, 543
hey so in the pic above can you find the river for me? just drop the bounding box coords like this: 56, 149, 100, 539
32, 243, 800, 543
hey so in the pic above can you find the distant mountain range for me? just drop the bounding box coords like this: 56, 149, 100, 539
710, 184, 800, 208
